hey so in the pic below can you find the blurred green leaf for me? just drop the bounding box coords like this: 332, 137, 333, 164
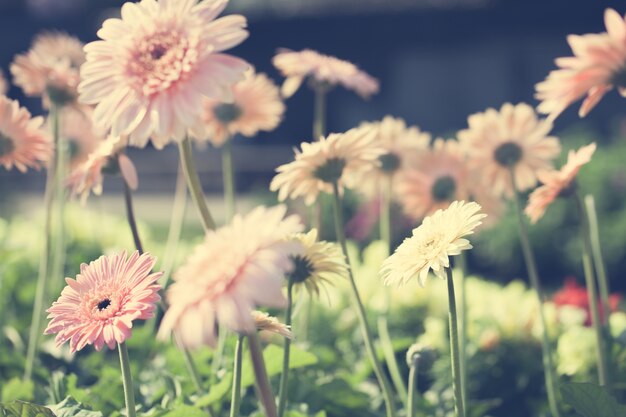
561, 382, 626, 417
159, 405, 206, 417
1, 378, 34, 402
48, 397, 102, 417
0, 400, 55, 417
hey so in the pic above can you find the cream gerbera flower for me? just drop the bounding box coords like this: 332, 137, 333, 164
536, 9, 626, 120
458, 103, 561, 197
272, 48, 379, 98
191, 69, 285, 147
525, 143, 596, 224
351, 116, 430, 197
252, 311, 292, 339
286, 229, 348, 297
380, 201, 486, 287
270, 126, 384, 205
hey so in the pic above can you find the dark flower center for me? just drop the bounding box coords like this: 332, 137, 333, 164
102, 155, 120, 175
494, 141, 523, 167
0, 133, 15, 157
97, 298, 111, 311
378, 152, 401, 173
46, 84, 75, 107
67, 139, 80, 160
431, 175, 456, 202
611, 67, 626, 89
214, 103, 243, 124
150, 44, 168, 61
313, 157, 346, 184
288, 255, 315, 284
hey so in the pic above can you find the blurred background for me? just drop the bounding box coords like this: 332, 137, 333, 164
1, 0, 626, 291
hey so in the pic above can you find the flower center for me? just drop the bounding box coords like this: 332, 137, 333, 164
288, 255, 315, 284
97, 298, 112, 311
431, 175, 456, 202
213, 103, 243, 124
378, 152, 401, 173
611, 67, 626, 89
313, 158, 346, 184
494, 141, 523, 167
46, 84, 75, 107
67, 138, 81, 160
0, 133, 15, 157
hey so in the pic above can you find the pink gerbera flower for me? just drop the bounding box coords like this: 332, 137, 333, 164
273, 48, 379, 98
536, 9, 626, 120
158, 205, 303, 348
45, 251, 163, 353
191, 69, 285, 147
0, 96, 53, 172
10, 32, 85, 108
79, 0, 250, 149
525, 143, 596, 223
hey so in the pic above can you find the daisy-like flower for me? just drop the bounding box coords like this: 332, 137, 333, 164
11, 32, 84, 107
0, 70, 8, 95
157, 205, 303, 348
0, 96, 53, 172
252, 310, 292, 339
525, 143, 597, 223
536, 9, 626, 120
286, 229, 348, 297
61, 108, 105, 170
272, 48, 379, 98
380, 201, 486, 287
191, 69, 285, 147
78, 0, 250, 149
270, 126, 384, 205
44, 251, 163, 353
458, 103, 561, 197
352, 116, 430, 197
67, 135, 138, 203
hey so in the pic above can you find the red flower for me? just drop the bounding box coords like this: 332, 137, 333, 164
553, 277, 621, 325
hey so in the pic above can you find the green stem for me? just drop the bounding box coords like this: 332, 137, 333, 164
51, 105, 67, 294
574, 191, 610, 388
509, 171, 561, 417
118, 342, 137, 417
123, 177, 144, 254
456, 252, 468, 409
222, 138, 236, 222
407, 357, 419, 417
584, 195, 611, 326
380, 177, 392, 256
160, 161, 188, 288
313, 87, 327, 141
247, 332, 278, 417
378, 317, 408, 407
229, 335, 245, 417
277, 282, 294, 417
445, 268, 465, 417
330, 181, 397, 417
178, 137, 216, 232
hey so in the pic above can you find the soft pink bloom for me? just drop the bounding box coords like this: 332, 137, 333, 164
60, 107, 105, 170
273, 48, 379, 98
458, 103, 561, 198
45, 251, 163, 353
191, 69, 285, 147
79, 0, 249, 149
67, 135, 138, 203
0, 70, 8, 95
10, 32, 85, 107
0, 96, 53, 172
536, 9, 626, 120
525, 143, 597, 223
158, 205, 303, 348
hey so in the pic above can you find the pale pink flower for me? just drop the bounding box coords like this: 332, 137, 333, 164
60, 107, 105, 170
79, 0, 250, 149
252, 311, 292, 339
273, 48, 379, 98
536, 9, 626, 120
458, 103, 561, 198
0, 96, 53, 172
11, 32, 84, 107
191, 69, 285, 147
45, 251, 163, 353
66, 135, 138, 203
270, 126, 385, 205
158, 205, 303, 348
525, 143, 597, 223
351, 116, 431, 197
0, 70, 8, 95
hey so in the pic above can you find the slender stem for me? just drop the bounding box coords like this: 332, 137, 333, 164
178, 137, 216, 232
330, 182, 397, 417
573, 191, 610, 388
509, 170, 561, 417
118, 342, 137, 417
160, 162, 188, 288
210, 328, 229, 384
380, 177, 392, 256
445, 268, 465, 417
277, 282, 294, 417
456, 252, 468, 409
222, 138, 236, 222
24, 105, 60, 381
123, 178, 144, 254
312, 87, 327, 141
229, 335, 245, 417
584, 195, 611, 326
407, 357, 419, 417
247, 332, 278, 417
51, 104, 67, 293
378, 317, 408, 407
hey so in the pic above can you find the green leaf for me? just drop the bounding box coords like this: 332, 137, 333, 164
48, 397, 103, 417
561, 382, 626, 417
0, 400, 56, 417
159, 405, 207, 417
1, 378, 34, 402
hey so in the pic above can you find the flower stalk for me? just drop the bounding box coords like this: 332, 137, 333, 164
229, 335, 245, 417
445, 267, 465, 417
222, 137, 236, 221
118, 342, 137, 417
407, 354, 419, 417
277, 281, 294, 417
584, 195, 611, 326
123, 176, 144, 254
313, 86, 327, 141
247, 332, 279, 417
